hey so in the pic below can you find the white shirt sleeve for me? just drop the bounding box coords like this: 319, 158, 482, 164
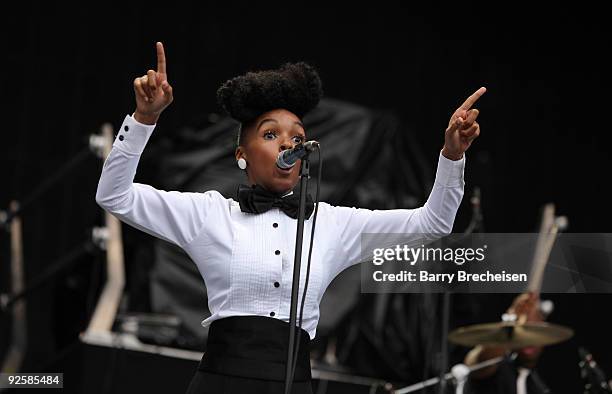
95, 114, 217, 248
329, 152, 465, 276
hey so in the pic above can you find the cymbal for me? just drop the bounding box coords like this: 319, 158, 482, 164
448, 321, 574, 349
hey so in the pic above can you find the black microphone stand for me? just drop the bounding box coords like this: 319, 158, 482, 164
284, 156, 311, 394
437, 187, 483, 394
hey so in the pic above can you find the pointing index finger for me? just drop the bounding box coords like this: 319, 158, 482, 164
459, 87, 487, 111
156, 42, 167, 75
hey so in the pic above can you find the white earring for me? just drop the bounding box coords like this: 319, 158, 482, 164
237, 158, 247, 170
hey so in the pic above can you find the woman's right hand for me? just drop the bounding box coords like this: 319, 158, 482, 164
133, 42, 173, 125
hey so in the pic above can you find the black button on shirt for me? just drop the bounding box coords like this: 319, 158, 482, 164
275, 250, 280, 255
273, 223, 278, 228
124, 125, 129, 132
274, 282, 280, 288
269, 312, 275, 317
119, 135, 124, 141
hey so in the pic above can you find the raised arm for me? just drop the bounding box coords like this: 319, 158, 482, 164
330, 88, 486, 274
95, 42, 217, 248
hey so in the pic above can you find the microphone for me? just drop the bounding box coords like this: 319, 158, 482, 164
276, 141, 320, 169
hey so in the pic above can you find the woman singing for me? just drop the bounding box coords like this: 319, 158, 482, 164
95, 42, 485, 393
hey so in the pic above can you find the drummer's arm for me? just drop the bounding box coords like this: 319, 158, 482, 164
464, 345, 506, 379
465, 292, 539, 379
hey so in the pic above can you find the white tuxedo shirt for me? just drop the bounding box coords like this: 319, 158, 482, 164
95, 114, 466, 339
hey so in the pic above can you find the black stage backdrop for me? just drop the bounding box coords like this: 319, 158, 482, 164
1, 3, 611, 393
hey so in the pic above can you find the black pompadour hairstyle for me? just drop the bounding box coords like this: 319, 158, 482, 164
216, 62, 323, 146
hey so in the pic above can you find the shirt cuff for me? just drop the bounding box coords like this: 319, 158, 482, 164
434, 151, 465, 187
111, 114, 157, 155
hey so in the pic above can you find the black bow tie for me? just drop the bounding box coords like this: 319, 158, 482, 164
237, 184, 314, 219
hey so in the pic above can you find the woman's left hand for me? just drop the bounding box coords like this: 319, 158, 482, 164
442, 87, 487, 160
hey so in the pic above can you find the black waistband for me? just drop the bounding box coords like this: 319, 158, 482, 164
198, 316, 312, 382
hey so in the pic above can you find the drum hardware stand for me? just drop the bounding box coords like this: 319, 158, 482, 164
394, 354, 510, 394
579, 347, 612, 393
435, 187, 484, 394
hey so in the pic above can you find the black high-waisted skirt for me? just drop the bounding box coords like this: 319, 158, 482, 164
185, 315, 313, 394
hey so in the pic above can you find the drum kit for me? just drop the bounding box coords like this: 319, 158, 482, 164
315, 200, 598, 393
391, 203, 610, 394
320, 313, 585, 393
392, 316, 575, 394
